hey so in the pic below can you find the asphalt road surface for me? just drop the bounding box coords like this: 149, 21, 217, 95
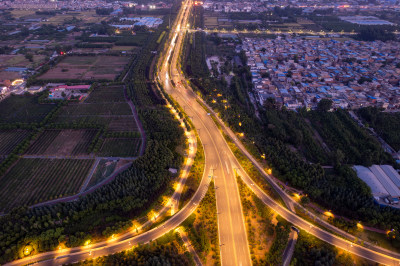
7, 1, 400, 265
159, 1, 252, 265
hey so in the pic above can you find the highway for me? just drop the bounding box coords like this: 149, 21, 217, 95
6, 0, 400, 265
160, 0, 252, 265
159, 1, 400, 265
5, 2, 223, 265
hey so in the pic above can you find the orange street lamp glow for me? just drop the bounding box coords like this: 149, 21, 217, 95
12, 79, 24, 86
23, 245, 33, 256
294, 193, 301, 200
357, 223, 363, 229
261, 154, 266, 159
239, 122, 242, 127
324, 211, 334, 218
239, 133, 244, 137
266, 168, 272, 175
84, 240, 91, 246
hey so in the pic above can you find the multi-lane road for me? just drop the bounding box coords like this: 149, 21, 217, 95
6, 1, 400, 265
161, 1, 252, 265
160, 1, 400, 265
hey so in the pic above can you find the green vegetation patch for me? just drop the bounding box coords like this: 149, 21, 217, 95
86, 159, 117, 190
182, 181, 220, 264
261, 107, 329, 164
306, 109, 393, 165
292, 230, 360, 265
0, 158, 94, 211
237, 178, 276, 264
75, 231, 191, 265
358, 107, 400, 151
0, 94, 55, 123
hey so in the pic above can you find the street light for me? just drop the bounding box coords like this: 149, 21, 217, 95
23, 245, 33, 256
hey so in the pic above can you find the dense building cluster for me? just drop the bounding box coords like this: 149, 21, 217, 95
0, 0, 171, 11
202, 0, 400, 13
239, 37, 400, 110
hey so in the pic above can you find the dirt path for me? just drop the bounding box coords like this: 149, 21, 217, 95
304, 118, 331, 153
79, 158, 101, 193
123, 85, 146, 156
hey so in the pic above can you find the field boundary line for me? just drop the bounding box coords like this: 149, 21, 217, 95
79, 158, 101, 193
123, 85, 146, 156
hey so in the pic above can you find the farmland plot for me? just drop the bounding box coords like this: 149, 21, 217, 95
54, 115, 138, 132
86, 86, 125, 103
0, 95, 55, 123
59, 102, 132, 116
0, 158, 94, 211
0, 130, 31, 155
99, 138, 142, 157
38, 55, 130, 81
25, 129, 98, 156
108, 116, 139, 132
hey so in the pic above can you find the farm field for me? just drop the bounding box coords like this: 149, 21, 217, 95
108, 116, 138, 132
38, 55, 130, 81
0, 94, 55, 123
40, 11, 104, 25
53, 115, 138, 132
86, 86, 125, 103
59, 102, 132, 116
0, 54, 46, 69
0, 158, 94, 212
99, 138, 141, 157
111, 46, 137, 51
25, 129, 98, 156
0, 130, 31, 155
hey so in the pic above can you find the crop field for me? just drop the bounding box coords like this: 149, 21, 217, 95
40, 11, 104, 25
0, 55, 47, 80
111, 46, 137, 51
108, 116, 139, 132
25, 129, 98, 156
86, 86, 125, 103
0, 158, 94, 211
0, 95, 55, 123
10, 10, 36, 18
99, 138, 142, 157
0, 130, 31, 155
38, 55, 130, 81
59, 102, 132, 116
53, 115, 138, 132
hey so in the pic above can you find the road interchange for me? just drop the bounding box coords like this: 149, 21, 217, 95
6, 1, 400, 265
